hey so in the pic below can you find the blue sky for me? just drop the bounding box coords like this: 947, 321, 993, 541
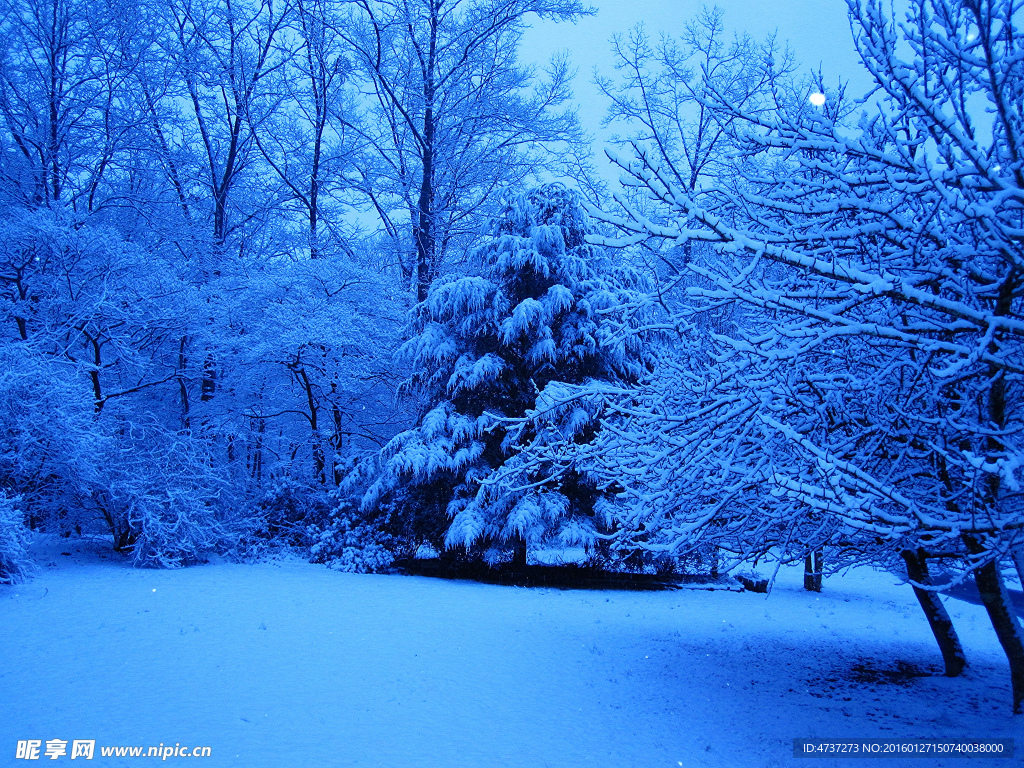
521, 0, 874, 151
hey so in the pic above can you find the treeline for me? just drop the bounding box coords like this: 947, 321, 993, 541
0, 0, 593, 572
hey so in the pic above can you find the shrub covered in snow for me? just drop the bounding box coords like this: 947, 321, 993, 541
91, 422, 244, 568
0, 342, 101, 535
248, 477, 332, 552
295, 454, 400, 573
0, 492, 31, 584
308, 502, 398, 574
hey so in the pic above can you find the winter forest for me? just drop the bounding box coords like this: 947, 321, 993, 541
2, 0, 1024, 761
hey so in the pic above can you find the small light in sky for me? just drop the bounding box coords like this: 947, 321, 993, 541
152, 588, 157, 592
809, 92, 826, 107
966, 28, 978, 42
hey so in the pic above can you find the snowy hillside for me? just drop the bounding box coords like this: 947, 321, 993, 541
2, 538, 1019, 767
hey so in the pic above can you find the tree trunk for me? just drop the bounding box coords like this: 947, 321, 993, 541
511, 536, 527, 570
308, 112, 323, 260
803, 549, 823, 592
177, 336, 190, 431
1012, 546, 1024, 590
963, 535, 1024, 714
332, 401, 344, 485
250, 416, 264, 486
48, 37, 62, 204
968, 270, 1024, 713
413, 2, 438, 304
201, 355, 216, 402
901, 549, 966, 677
415, 150, 433, 303
294, 364, 325, 484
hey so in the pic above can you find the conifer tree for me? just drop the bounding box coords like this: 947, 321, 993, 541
363, 184, 650, 564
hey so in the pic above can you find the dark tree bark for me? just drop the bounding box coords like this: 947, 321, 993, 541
1012, 547, 1024, 592
969, 270, 1024, 712
200, 355, 216, 402
511, 535, 527, 570
963, 535, 1024, 714
251, 416, 264, 485
803, 549, 823, 592
901, 549, 966, 677
177, 336, 190, 431
412, 0, 438, 304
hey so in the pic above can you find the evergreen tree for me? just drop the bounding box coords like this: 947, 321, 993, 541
363, 183, 650, 564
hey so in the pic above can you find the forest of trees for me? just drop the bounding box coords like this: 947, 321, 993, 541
1, 0, 1022, 711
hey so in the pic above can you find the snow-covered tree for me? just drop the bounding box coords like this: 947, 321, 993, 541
0, 338, 99, 530
584, 0, 1023, 711
216, 251, 405, 488
363, 183, 651, 564
338, 0, 591, 301
0, 0, 414, 569
595, 8, 790, 202
253, 0, 360, 262
0, 0, 114, 209
0, 491, 30, 584
0, 208, 248, 561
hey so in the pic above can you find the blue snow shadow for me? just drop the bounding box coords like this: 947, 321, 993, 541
945, 578, 1024, 613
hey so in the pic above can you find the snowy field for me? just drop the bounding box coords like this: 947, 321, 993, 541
2, 538, 1021, 768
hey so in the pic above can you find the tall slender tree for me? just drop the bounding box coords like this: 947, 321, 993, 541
338, 0, 591, 301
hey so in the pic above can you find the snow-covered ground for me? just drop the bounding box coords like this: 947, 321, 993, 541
2, 537, 1021, 767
